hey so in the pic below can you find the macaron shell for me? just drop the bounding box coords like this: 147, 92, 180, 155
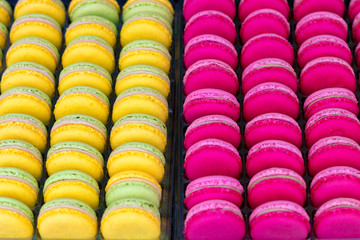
183, 0, 236, 22
293, 0, 345, 22
238, 0, 290, 21
0, 22, 7, 49
350, 0, 360, 21
0, 0, 11, 26
353, 41, 360, 67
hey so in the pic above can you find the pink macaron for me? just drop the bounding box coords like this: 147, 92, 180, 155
184, 175, 244, 209
311, 166, 360, 208
184, 11, 236, 45
353, 42, 360, 67
183, 88, 240, 124
300, 57, 356, 96
183, 59, 238, 96
243, 82, 299, 121
250, 200, 310, 240
305, 108, 360, 147
314, 198, 360, 239
246, 140, 305, 178
184, 34, 238, 69
298, 35, 352, 68
304, 88, 359, 120
184, 200, 246, 240
240, 9, 290, 44
349, 0, 360, 22
242, 58, 297, 94
184, 115, 241, 149
240, 33, 294, 69
183, 0, 236, 22
295, 11, 348, 45
244, 113, 302, 149
238, 0, 290, 22
184, 139, 242, 181
353, 12, 360, 43
308, 136, 360, 177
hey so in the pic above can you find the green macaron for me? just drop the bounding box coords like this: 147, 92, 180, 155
1, 86, 52, 107
0, 196, 34, 223
120, 39, 171, 60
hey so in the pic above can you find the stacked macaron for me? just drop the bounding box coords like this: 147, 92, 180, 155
0, 0, 10, 69
351, 0, 360, 82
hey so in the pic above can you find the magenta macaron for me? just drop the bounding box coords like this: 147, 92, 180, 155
183, 59, 238, 96
241, 58, 297, 94
352, 12, 360, 43
238, 0, 290, 22
349, 0, 360, 21
184, 139, 242, 181
184, 175, 243, 209
184, 115, 241, 149
293, 0, 345, 22
183, 0, 236, 22
353, 42, 360, 67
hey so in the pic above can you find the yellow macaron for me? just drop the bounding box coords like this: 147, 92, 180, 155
0, 0, 12, 26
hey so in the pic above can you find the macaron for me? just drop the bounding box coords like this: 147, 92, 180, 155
184, 200, 246, 240
0, 113, 47, 152
350, 0, 360, 21
54, 86, 110, 124
238, 0, 290, 21
304, 88, 359, 120
50, 114, 107, 152
353, 42, 360, 67
0, 87, 52, 125
295, 11, 348, 45
184, 175, 244, 209
184, 115, 241, 149
184, 10, 236, 45
246, 140, 305, 178
183, 0, 236, 22
112, 87, 168, 123
43, 170, 99, 209
0, 197, 34, 239
245, 113, 302, 148
107, 142, 165, 181
184, 139, 242, 181
46, 141, 104, 181
0, 167, 38, 209
250, 200, 310, 240
248, 168, 306, 209
110, 113, 167, 152
119, 39, 171, 74
300, 57, 356, 96
183, 59, 238, 96
298, 35, 352, 68
14, 0, 66, 26
105, 171, 161, 208
242, 58, 297, 94
241, 33, 294, 68
65, 15, 117, 48
38, 198, 97, 239
116, 64, 170, 98
101, 198, 161, 240
1, 61, 55, 97
0, 22, 7, 49
59, 62, 112, 97
184, 34, 238, 69
240, 9, 290, 43
0, 0, 12, 26
10, 13, 62, 49
305, 108, 360, 147
243, 82, 299, 121
6, 37, 59, 73
314, 198, 360, 238
308, 136, 360, 177
183, 88, 240, 124
62, 35, 115, 73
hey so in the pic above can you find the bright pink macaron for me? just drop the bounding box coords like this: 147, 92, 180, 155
293, 0, 345, 22
300, 57, 356, 96
184, 139, 242, 181
184, 115, 241, 149
243, 82, 299, 121
244, 113, 302, 148
238, 0, 290, 22
240, 33, 294, 69
184, 200, 245, 240
250, 200, 310, 240
242, 58, 297, 94
353, 12, 360, 43
183, 88, 240, 124
183, 0, 236, 22
350, 0, 360, 22
295, 11, 348, 45
240, 9, 290, 44
353, 42, 360, 67
246, 140, 305, 178
311, 166, 360, 208
304, 88, 359, 120
184, 34, 238, 69
298, 35, 352, 68
184, 11, 236, 45
314, 198, 360, 239
184, 175, 244, 209
305, 108, 360, 147
183, 59, 238, 96
308, 136, 360, 177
